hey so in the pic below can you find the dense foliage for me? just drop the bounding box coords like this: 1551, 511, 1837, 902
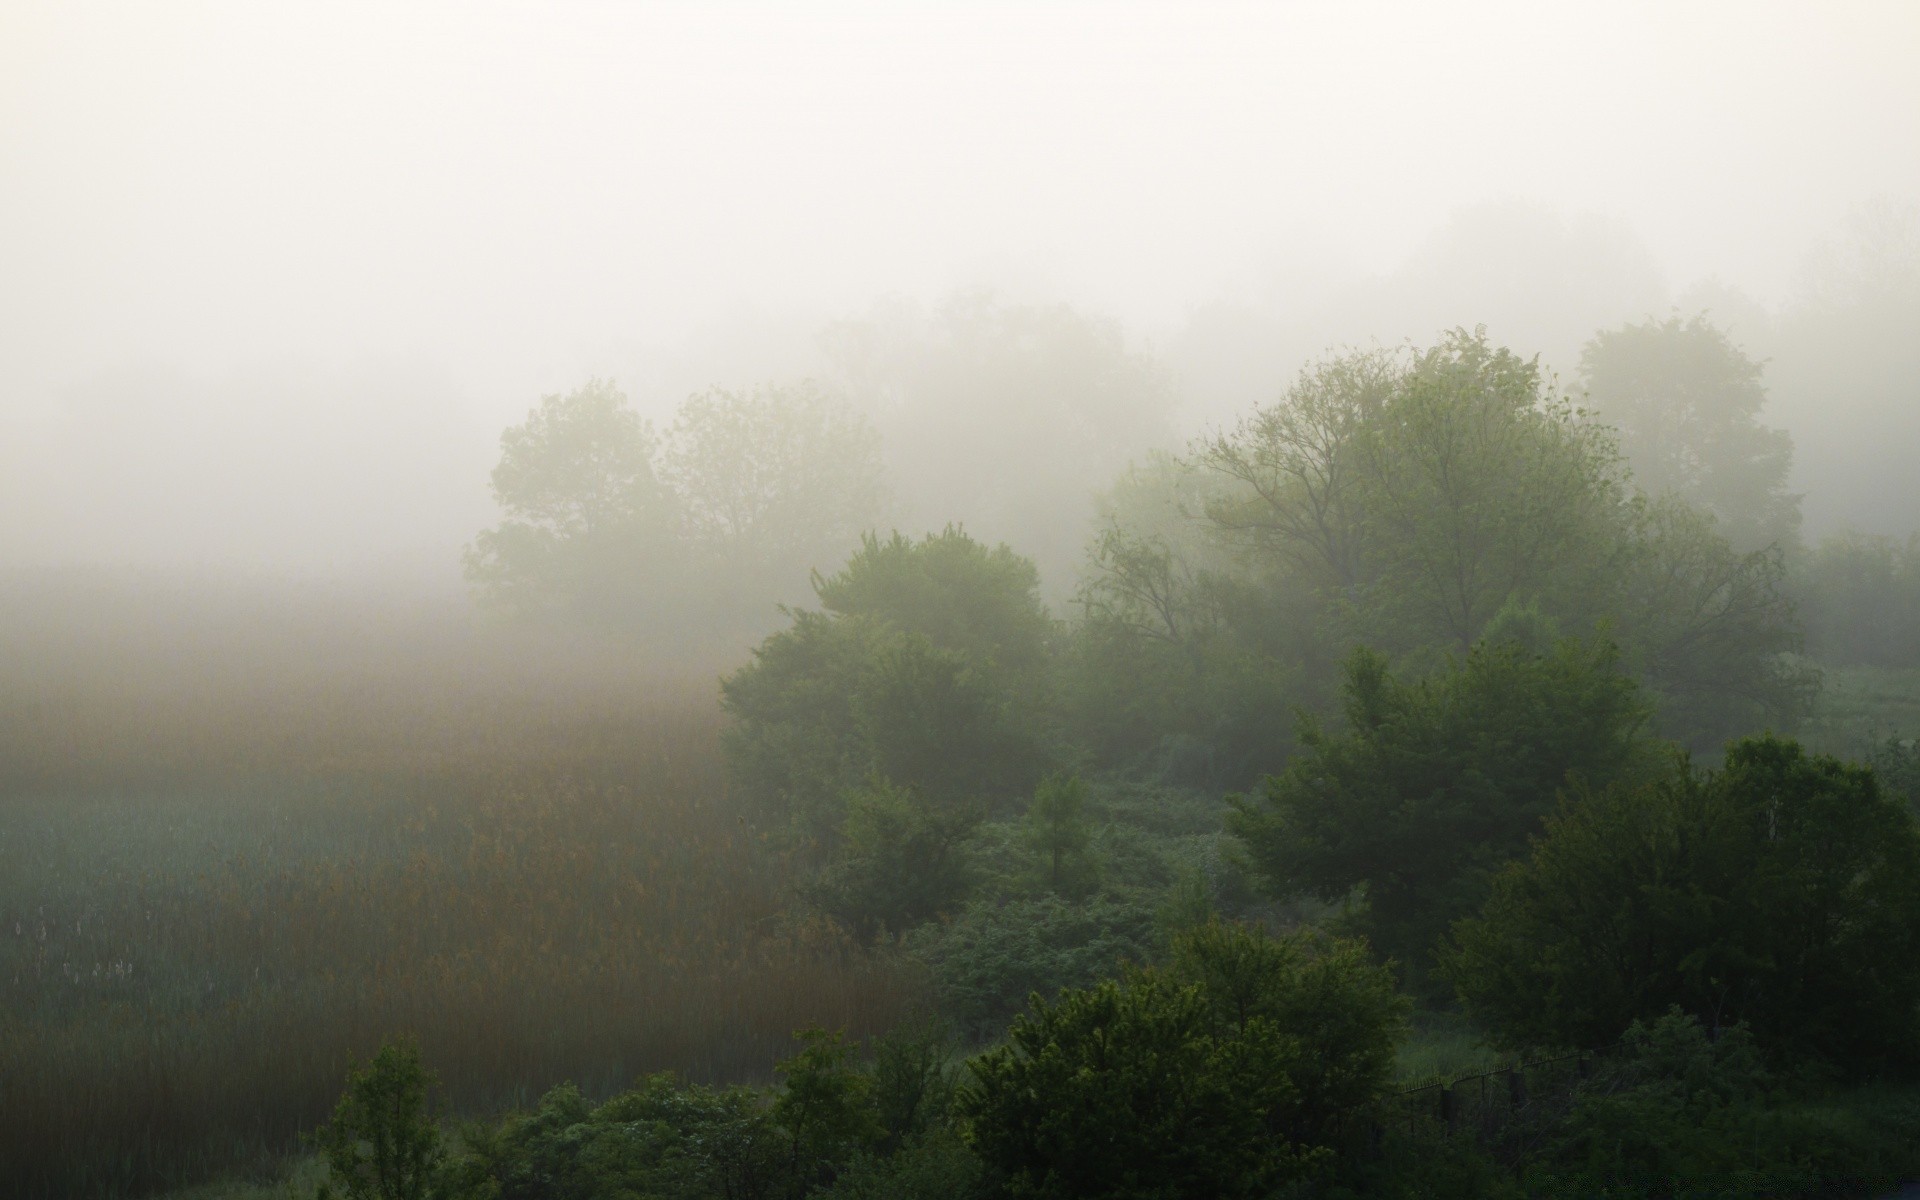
1447, 736, 1920, 1073
1227, 637, 1654, 971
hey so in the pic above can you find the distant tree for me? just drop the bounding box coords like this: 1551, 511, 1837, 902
1794, 529, 1920, 668
1446, 736, 1920, 1073
1227, 637, 1654, 972
1579, 314, 1799, 552
464, 379, 677, 623
1199, 329, 1626, 654
823, 292, 1177, 594
1617, 495, 1816, 746
663, 381, 888, 569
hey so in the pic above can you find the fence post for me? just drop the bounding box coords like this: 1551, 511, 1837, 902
1439, 1084, 1456, 1133
1507, 1067, 1526, 1108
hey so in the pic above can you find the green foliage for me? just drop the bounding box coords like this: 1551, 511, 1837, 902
1447, 736, 1920, 1073
958, 923, 1406, 1198
1795, 529, 1920, 668
905, 895, 1159, 1037
1023, 774, 1096, 896
1616, 496, 1815, 747
774, 1030, 883, 1197
464, 379, 673, 624
465, 1075, 779, 1200
1580, 313, 1800, 553
1168, 923, 1408, 1150
310, 1039, 455, 1200
811, 778, 978, 940
1199, 329, 1625, 654
722, 530, 1051, 846
1229, 637, 1654, 971
814, 528, 1053, 678
959, 972, 1305, 1200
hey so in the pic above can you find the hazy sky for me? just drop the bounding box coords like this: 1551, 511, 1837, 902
3, 1, 1916, 577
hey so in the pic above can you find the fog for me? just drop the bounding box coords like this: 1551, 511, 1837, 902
3, 0, 1917, 590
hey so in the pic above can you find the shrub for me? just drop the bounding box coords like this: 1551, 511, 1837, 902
1447, 736, 1920, 1073
905, 895, 1158, 1036
958, 925, 1405, 1199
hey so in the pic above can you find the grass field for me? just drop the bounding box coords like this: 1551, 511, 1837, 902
0, 573, 923, 1199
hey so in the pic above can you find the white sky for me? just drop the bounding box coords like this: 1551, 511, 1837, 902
2, 0, 1916, 577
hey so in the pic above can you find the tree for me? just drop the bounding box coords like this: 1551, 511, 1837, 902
721, 529, 1051, 847
958, 923, 1405, 1198
1023, 774, 1095, 896
1198, 329, 1626, 654
815, 528, 1053, 679
464, 378, 677, 624
811, 778, 979, 940
663, 381, 887, 570
773, 1029, 882, 1198
312, 1038, 453, 1200
1227, 637, 1654, 972
1579, 314, 1800, 552
1445, 736, 1920, 1073
1794, 529, 1920, 668
823, 292, 1177, 595
1616, 495, 1816, 746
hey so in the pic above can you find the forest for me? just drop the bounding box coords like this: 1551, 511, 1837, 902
7, 277, 1920, 1198
6, 7, 1920, 1196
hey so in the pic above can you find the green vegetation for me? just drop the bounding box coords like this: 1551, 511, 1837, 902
17, 310, 1920, 1200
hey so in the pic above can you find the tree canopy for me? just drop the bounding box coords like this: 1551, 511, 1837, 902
1446, 735, 1920, 1073
1227, 636, 1654, 972
1579, 314, 1800, 553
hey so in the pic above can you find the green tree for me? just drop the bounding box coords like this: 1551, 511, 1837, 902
1227, 637, 1654, 972
1199, 329, 1625, 654
312, 1038, 455, 1200
721, 530, 1051, 847
958, 923, 1405, 1198
1581, 313, 1800, 552
663, 381, 887, 569
1167, 922, 1407, 1152
464, 379, 676, 624
1446, 736, 1920, 1073
774, 1029, 882, 1198
811, 778, 979, 939
1617, 495, 1815, 746
814, 528, 1053, 678
1023, 774, 1095, 895
959, 973, 1302, 1199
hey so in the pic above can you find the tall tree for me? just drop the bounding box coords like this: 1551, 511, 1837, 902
463, 378, 676, 623
1227, 637, 1655, 973
1579, 314, 1800, 552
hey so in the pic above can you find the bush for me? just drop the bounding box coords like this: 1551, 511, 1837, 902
1447, 736, 1920, 1074
1228, 638, 1654, 974
905, 895, 1158, 1036
810, 778, 978, 940
958, 923, 1407, 1199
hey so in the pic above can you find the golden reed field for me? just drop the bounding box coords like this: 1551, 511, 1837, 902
0, 573, 922, 1198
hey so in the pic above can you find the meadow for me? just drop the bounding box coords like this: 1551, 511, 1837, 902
0, 573, 922, 1199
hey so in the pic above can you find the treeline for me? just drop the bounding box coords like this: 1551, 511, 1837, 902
365, 313, 1920, 1196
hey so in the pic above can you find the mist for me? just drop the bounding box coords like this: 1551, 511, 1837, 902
4, 0, 1917, 589
10, 6, 1920, 1196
